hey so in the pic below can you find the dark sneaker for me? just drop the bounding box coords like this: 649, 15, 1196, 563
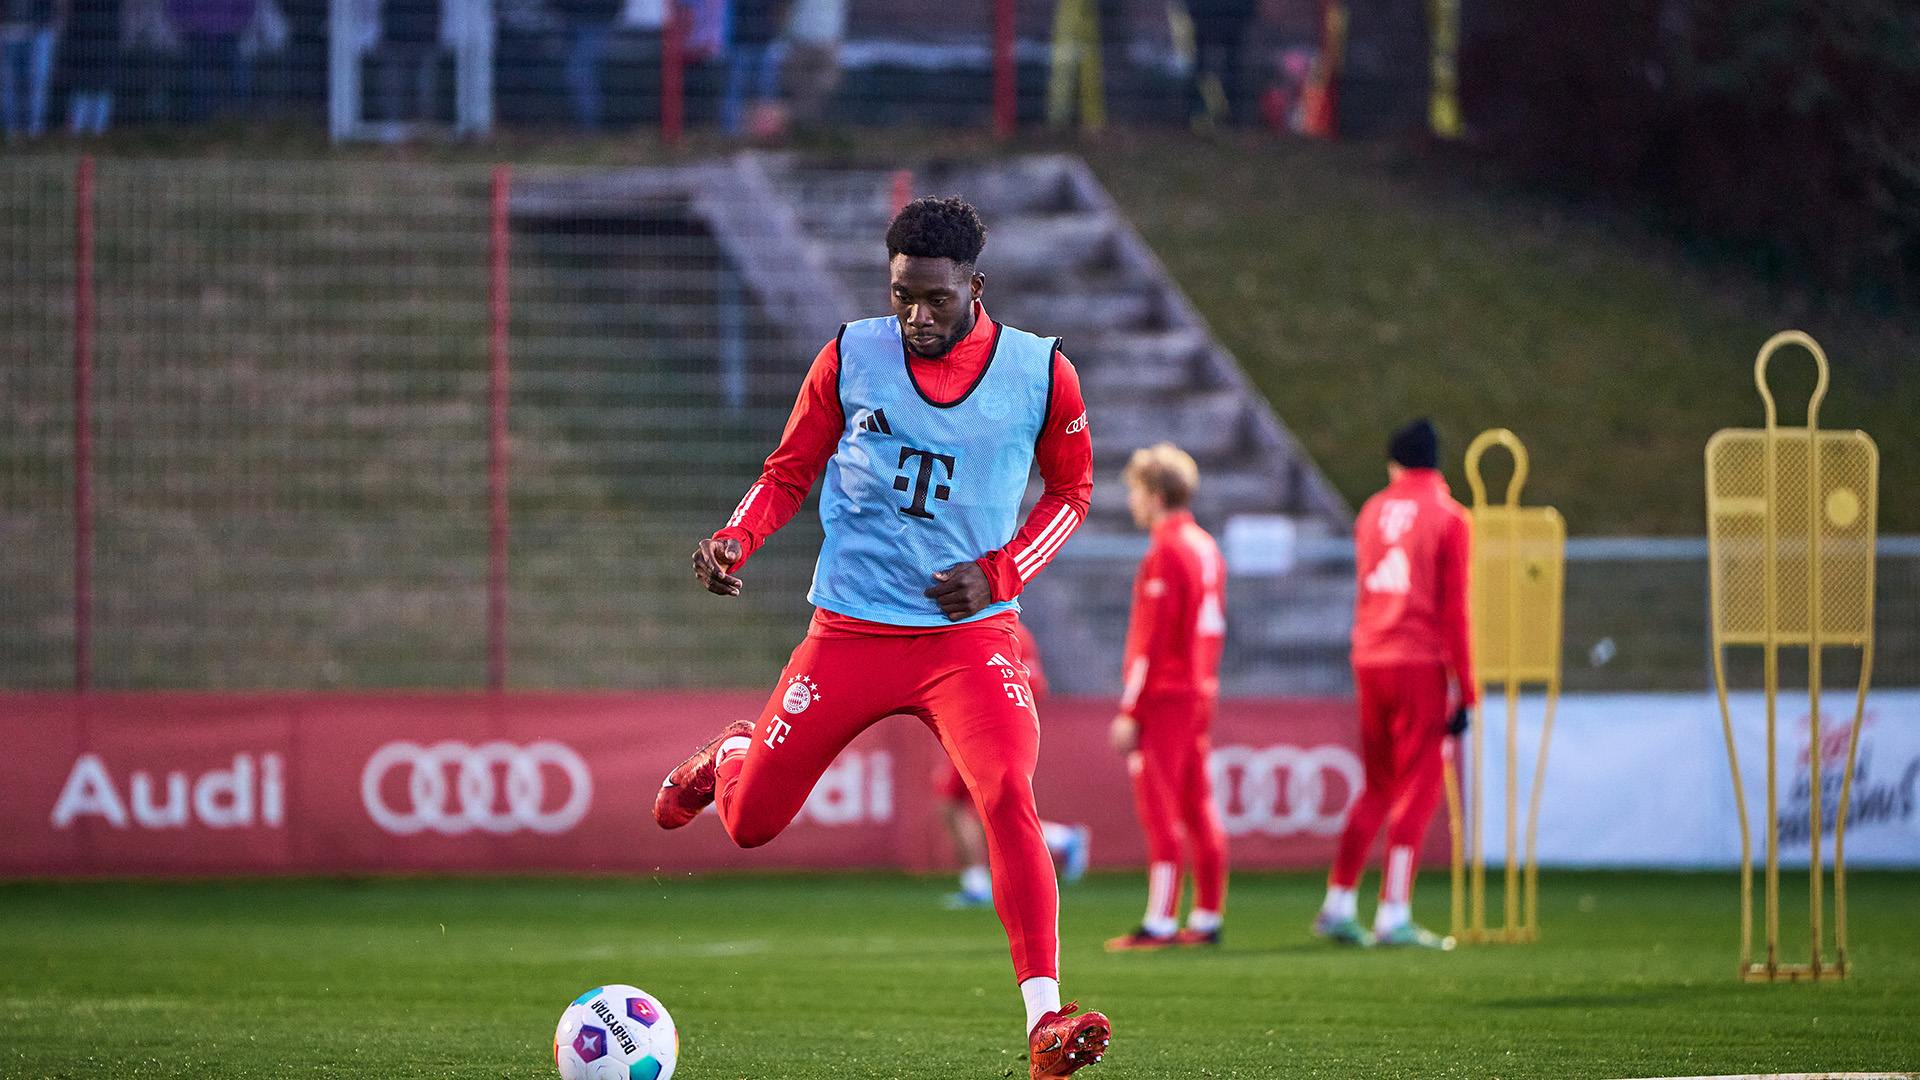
1103, 927, 1177, 952
1028, 1001, 1110, 1079
652, 719, 754, 829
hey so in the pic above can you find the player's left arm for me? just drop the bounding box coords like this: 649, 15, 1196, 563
1439, 508, 1478, 709
1110, 545, 1167, 754
926, 350, 1093, 620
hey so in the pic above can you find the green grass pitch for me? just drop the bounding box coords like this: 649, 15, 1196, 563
2, 870, 1915, 1078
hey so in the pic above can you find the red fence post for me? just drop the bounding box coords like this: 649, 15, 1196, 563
993, 0, 1016, 137
488, 164, 512, 692
889, 169, 912, 215
662, 3, 684, 148
74, 156, 94, 693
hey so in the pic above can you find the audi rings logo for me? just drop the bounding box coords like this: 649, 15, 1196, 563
1209, 744, 1364, 838
360, 741, 593, 836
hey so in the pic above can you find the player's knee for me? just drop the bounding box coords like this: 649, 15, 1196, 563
722, 810, 784, 849
965, 766, 1029, 821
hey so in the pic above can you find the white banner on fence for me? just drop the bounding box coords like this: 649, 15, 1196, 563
1466, 690, 1919, 868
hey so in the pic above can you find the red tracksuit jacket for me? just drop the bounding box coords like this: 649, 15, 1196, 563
1119, 509, 1226, 715
1350, 467, 1478, 705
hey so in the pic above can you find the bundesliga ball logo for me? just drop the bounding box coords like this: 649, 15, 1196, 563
554, 985, 678, 1080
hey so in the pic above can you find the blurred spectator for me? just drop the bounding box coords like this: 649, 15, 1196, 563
164, 0, 253, 120
1046, 0, 1103, 131
118, 0, 177, 121
1184, 0, 1256, 128
682, 0, 721, 60
778, 0, 838, 127
374, 0, 439, 122
2, 0, 67, 140
61, 0, 117, 133
556, 0, 620, 131
719, 0, 784, 136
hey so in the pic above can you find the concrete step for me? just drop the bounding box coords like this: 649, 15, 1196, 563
1070, 329, 1214, 395
977, 214, 1119, 281
1086, 389, 1249, 461
989, 289, 1169, 337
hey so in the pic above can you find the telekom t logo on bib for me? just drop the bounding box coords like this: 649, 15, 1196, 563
893, 447, 955, 519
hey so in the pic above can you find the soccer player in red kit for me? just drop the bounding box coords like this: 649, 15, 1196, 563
1103, 443, 1230, 951
655, 197, 1110, 1079
1314, 418, 1474, 949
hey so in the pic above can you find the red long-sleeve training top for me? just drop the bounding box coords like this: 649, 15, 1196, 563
1349, 467, 1478, 705
715, 303, 1093, 633
1118, 508, 1226, 714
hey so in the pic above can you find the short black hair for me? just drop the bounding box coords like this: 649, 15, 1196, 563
886, 196, 987, 266
1389, 418, 1439, 469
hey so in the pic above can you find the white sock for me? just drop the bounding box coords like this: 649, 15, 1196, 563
1040, 820, 1074, 851
960, 864, 991, 898
1021, 976, 1061, 1034
716, 735, 751, 764
1375, 900, 1410, 933
1186, 908, 1221, 933
1321, 885, 1357, 921
1144, 860, 1180, 936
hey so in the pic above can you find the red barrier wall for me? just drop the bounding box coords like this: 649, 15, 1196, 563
0, 693, 1445, 877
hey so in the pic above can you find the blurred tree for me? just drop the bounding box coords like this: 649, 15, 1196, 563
1459, 0, 1920, 308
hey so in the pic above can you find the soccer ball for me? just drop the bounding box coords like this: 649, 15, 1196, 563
554, 985, 678, 1080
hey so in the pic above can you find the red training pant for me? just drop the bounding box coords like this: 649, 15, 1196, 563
1330, 663, 1450, 897
715, 619, 1058, 983
1127, 693, 1228, 923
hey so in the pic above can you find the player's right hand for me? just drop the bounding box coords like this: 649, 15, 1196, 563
693, 537, 743, 596
1109, 714, 1139, 755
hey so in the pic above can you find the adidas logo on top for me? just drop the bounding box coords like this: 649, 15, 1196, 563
859, 409, 893, 435
986, 653, 1016, 669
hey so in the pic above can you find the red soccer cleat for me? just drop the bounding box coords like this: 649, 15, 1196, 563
653, 719, 754, 829
1172, 927, 1221, 947
1028, 1001, 1110, 1079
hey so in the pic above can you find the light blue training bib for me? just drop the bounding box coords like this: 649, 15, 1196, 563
808, 316, 1057, 626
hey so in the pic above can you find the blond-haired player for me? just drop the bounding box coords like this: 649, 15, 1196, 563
1105, 443, 1230, 950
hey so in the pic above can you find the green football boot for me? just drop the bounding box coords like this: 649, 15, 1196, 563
1373, 922, 1456, 950
1310, 912, 1374, 947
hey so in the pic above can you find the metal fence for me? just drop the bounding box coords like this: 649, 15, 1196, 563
4, 0, 1461, 143
5, 157, 1916, 693
2, 156, 816, 690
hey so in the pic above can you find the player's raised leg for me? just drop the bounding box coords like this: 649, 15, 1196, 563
656, 632, 901, 848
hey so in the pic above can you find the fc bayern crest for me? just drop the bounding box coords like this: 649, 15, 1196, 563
782, 675, 820, 715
